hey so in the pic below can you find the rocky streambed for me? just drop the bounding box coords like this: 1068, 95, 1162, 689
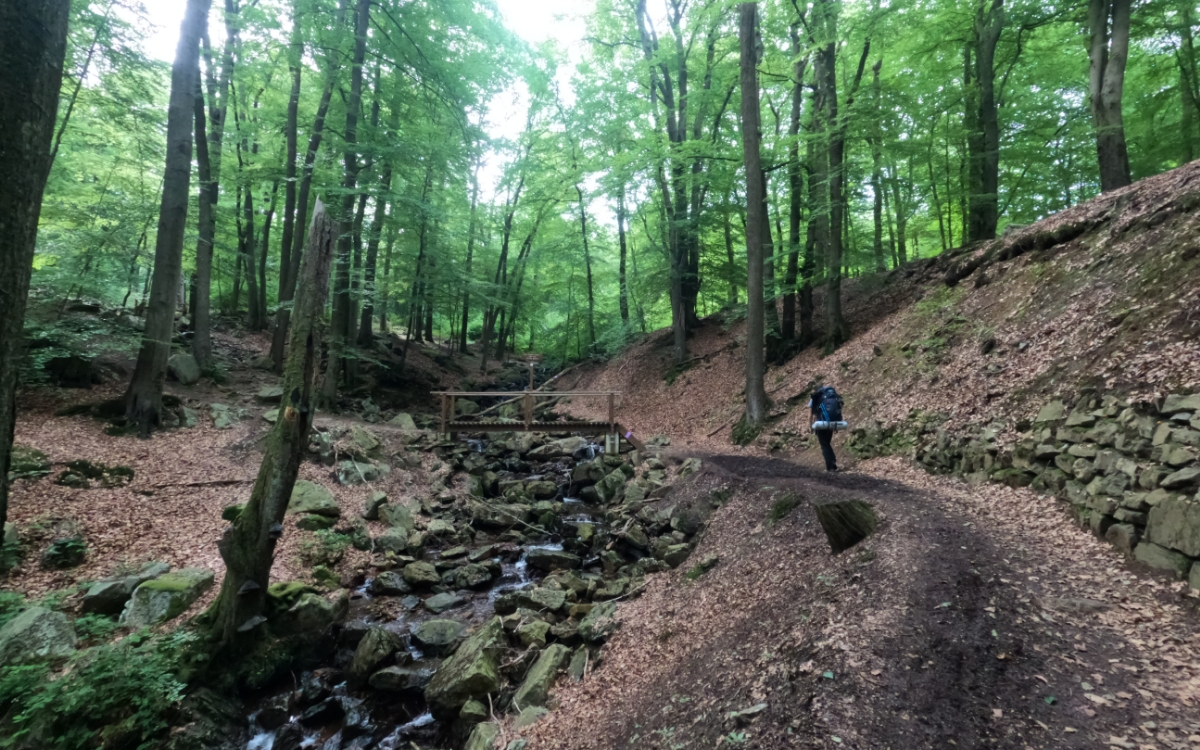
241, 429, 717, 750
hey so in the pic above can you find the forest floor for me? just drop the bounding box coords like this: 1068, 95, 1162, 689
5, 164, 1200, 749
528, 451, 1200, 749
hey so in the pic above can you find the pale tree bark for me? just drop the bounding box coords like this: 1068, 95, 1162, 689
0, 0, 70, 548
458, 162, 481, 352
208, 200, 335, 650
327, 0, 369, 400
577, 184, 597, 349
869, 60, 887, 272
617, 184, 632, 330
124, 0, 213, 436
1088, 0, 1132, 192
966, 0, 1004, 241
736, 2, 768, 443
271, 0, 348, 372
193, 0, 240, 371
783, 21, 808, 345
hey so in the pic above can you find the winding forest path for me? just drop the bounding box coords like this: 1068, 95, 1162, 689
530, 454, 1200, 750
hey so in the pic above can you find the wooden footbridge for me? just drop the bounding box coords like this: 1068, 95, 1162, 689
434, 390, 645, 451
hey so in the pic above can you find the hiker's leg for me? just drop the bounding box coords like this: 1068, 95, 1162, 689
816, 429, 837, 471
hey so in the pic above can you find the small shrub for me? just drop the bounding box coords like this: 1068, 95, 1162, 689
767, 492, 802, 525
0, 631, 194, 750
74, 614, 119, 642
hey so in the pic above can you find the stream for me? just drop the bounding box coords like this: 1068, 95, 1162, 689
243, 435, 614, 750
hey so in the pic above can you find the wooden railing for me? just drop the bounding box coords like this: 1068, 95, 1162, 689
432, 390, 645, 451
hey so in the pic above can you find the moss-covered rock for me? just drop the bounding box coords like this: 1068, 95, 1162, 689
288, 480, 341, 517
512, 643, 570, 708
120, 567, 214, 627
0, 606, 77, 665
424, 617, 506, 717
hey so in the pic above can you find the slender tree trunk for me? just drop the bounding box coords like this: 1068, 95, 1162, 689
784, 29, 807, 345
193, 0, 239, 369
815, 0, 850, 347
761, 173, 784, 362
723, 204, 738, 306
271, 0, 347, 371
278, 23, 302, 301
240, 160, 260, 329
379, 223, 395, 333
259, 179, 279, 324
967, 0, 1004, 241
617, 184, 632, 329
328, 0, 369, 399
459, 166, 481, 351
207, 200, 335, 651
0, 0, 70, 549
124, 0, 212, 436
737, 2, 768, 442
576, 185, 597, 349
1089, 0, 1133, 191
358, 170, 393, 345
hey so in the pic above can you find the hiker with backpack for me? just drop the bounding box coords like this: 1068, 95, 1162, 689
808, 385, 848, 472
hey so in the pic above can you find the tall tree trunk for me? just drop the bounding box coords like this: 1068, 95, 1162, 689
379, 223, 395, 333
278, 18, 302, 301
761, 173, 784, 362
207, 200, 335, 652
459, 165, 481, 351
124, 0, 212, 436
617, 184, 632, 329
577, 185, 597, 349
328, 0, 369, 399
239, 156, 260, 329
192, 1, 238, 370
869, 60, 887, 272
723, 203, 738, 306
259, 179, 279, 324
814, 0, 851, 348
358, 171, 393, 345
967, 0, 1004, 242
1089, 0, 1133, 192
0, 0, 70, 551
784, 28, 807, 345
737, 2, 768, 443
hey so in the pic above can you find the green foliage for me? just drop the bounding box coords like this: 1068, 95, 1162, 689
0, 631, 194, 750
300, 530, 351, 567
73, 614, 119, 642
0, 593, 26, 631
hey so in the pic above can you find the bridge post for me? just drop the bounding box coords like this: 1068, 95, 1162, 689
523, 393, 533, 431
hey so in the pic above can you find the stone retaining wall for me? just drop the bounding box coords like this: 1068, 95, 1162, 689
848, 392, 1200, 590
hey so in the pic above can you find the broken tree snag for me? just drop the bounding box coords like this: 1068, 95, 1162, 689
207, 200, 336, 650
815, 500, 879, 554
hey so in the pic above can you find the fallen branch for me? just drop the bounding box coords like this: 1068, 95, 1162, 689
151, 479, 254, 489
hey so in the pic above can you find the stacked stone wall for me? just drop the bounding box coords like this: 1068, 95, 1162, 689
848, 393, 1200, 590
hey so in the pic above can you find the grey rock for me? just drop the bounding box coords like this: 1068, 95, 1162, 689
411, 619, 467, 656
373, 529, 409, 555
512, 643, 570, 708
403, 561, 441, 587
1146, 494, 1200, 557
337, 460, 390, 486
1162, 394, 1200, 414
120, 567, 215, 627
369, 571, 411, 596
525, 548, 581, 572
515, 706, 549, 728
378, 502, 415, 532
350, 627, 403, 680
424, 592, 466, 614
424, 617, 505, 716
388, 413, 418, 430
369, 666, 433, 693
528, 436, 589, 459
168, 354, 202, 385
0, 607, 77, 665
288, 481, 341, 517
471, 502, 532, 529
256, 385, 285, 404
578, 600, 618, 643
1105, 523, 1140, 557
363, 491, 388, 521
1134, 542, 1193, 579
1190, 562, 1200, 592
464, 723, 500, 750
81, 561, 170, 615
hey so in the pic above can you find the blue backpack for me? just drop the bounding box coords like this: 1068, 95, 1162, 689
814, 386, 844, 423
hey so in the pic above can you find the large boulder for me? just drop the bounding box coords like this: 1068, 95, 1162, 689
403, 561, 441, 588
369, 666, 433, 693
424, 592, 466, 614
0, 607, 77, 665
1133, 542, 1193, 579
525, 548, 581, 572
337, 460, 390, 486
167, 354, 202, 385
578, 600, 619, 643
471, 502, 532, 529
120, 568, 215, 628
411, 619, 467, 656
2, 521, 17, 548
464, 723, 500, 750
272, 591, 349, 641
255, 385, 285, 404
81, 561, 171, 616
494, 587, 566, 615
512, 644, 570, 708
528, 436, 589, 459
424, 617, 506, 717
288, 481, 341, 518
595, 469, 627, 503
1146, 495, 1200, 557
378, 503, 415, 533
350, 627, 403, 681
388, 413, 418, 430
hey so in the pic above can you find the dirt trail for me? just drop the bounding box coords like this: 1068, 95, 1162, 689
530, 454, 1200, 750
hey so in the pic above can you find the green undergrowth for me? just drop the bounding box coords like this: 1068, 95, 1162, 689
767, 492, 802, 525
0, 630, 196, 750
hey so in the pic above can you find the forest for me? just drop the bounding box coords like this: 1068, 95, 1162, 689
3, 0, 1200, 748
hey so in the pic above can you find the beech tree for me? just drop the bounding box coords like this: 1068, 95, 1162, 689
0, 0, 71, 549
1089, 0, 1133, 191
737, 2, 769, 443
